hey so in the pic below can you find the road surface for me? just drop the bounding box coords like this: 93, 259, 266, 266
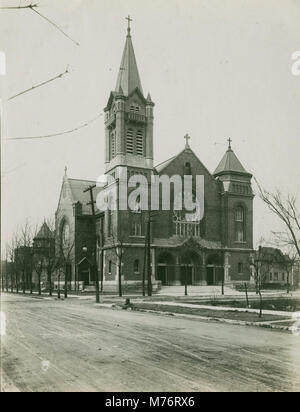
1, 293, 299, 392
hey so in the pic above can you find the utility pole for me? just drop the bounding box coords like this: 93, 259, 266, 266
142, 241, 146, 296
184, 265, 188, 296
145, 210, 158, 297
99, 216, 104, 293
84, 184, 100, 304
0, 96, 3, 293
146, 211, 152, 296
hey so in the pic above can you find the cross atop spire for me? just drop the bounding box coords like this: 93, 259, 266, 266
125, 15, 133, 35
184, 133, 191, 148
227, 138, 232, 150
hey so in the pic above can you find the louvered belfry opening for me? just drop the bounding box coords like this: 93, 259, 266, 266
136, 130, 143, 155
126, 128, 134, 154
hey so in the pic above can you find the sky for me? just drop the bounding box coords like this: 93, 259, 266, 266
1, 0, 300, 253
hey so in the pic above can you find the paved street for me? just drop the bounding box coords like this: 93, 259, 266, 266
1, 293, 299, 392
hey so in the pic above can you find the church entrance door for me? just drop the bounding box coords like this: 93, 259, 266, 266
81, 270, 90, 286
180, 266, 193, 285
206, 266, 215, 285
157, 265, 167, 285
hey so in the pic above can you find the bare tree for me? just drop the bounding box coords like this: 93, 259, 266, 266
6, 237, 17, 293
283, 246, 298, 294
41, 218, 56, 296
31, 254, 44, 295
256, 180, 300, 259
59, 238, 74, 299
14, 220, 35, 294
249, 246, 271, 318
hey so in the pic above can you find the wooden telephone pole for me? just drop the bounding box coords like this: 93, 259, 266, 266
143, 210, 159, 297
84, 185, 100, 304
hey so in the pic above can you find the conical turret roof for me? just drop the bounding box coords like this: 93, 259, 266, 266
214, 142, 249, 176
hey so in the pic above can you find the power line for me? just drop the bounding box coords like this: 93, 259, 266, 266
0, 3, 80, 46
0, 3, 38, 9
31, 7, 80, 47
7, 66, 70, 101
4, 112, 103, 140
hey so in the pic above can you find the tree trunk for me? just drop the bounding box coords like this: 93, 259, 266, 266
118, 264, 122, 297
58, 273, 61, 299
287, 272, 290, 294
184, 266, 188, 296
258, 288, 263, 318
64, 264, 68, 298
29, 273, 33, 294
221, 271, 224, 296
244, 282, 249, 307
22, 270, 26, 294
49, 271, 52, 297
38, 274, 41, 295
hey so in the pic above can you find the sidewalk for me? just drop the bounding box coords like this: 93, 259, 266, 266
132, 299, 296, 317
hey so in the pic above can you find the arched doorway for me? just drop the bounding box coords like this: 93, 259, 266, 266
180, 251, 201, 285
157, 252, 175, 285
77, 257, 92, 286
206, 254, 224, 285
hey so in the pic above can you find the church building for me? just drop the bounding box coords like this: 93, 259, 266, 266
55, 21, 254, 292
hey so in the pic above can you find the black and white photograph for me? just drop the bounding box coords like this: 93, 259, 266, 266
0, 0, 300, 395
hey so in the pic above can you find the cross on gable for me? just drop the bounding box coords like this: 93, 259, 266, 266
227, 138, 232, 149
184, 133, 191, 148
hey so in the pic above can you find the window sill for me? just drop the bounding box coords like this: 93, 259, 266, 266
129, 236, 145, 239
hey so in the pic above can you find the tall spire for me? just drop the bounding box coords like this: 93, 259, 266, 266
115, 17, 144, 96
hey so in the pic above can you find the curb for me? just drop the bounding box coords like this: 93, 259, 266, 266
95, 303, 292, 332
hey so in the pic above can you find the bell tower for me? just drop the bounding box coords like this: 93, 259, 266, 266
214, 139, 254, 249
104, 17, 154, 175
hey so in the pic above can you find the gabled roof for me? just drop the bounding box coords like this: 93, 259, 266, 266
67, 178, 102, 215
155, 155, 177, 173
35, 222, 54, 239
115, 29, 143, 96
257, 247, 287, 263
155, 145, 214, 179
214, 146, 249, 176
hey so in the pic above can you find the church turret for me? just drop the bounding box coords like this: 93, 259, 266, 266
104, 17, 154, 173
214, 139, 254, 249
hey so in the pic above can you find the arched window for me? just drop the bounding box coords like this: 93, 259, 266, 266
134, 259, 140, 273
235, 206, 244, 222
61, 221, 70, 247
235, 206, 245, 242
184, 162, 192, 175
126, 128, 134, 154
136, 130, 143, 156
108, 261, 112, 274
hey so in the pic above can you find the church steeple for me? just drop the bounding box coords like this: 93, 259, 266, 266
115, 16, 144, 97
104, 19, 154, 173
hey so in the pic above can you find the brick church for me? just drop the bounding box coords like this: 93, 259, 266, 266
55, 22, 254, 292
